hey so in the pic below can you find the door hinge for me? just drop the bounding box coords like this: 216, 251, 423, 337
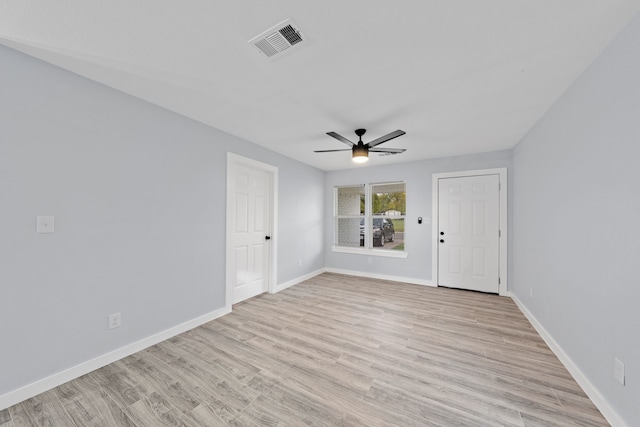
499, 230, 501, 238
498, 277, 501, 284
499, 182, 501, 191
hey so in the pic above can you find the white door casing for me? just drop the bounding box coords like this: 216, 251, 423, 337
432, 168, 507, 295
226, 153, 278, 308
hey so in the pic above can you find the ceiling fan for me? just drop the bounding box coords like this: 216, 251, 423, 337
314, 128, 406, 163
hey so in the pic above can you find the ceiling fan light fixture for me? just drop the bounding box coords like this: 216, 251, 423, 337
315, 128, 405, 163
352, 146, 369, 163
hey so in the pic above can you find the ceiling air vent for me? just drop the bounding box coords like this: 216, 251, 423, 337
248, 18, 305, 58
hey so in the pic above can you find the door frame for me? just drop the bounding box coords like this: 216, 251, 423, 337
226, 153, 278, 310
431, 168, 507, 296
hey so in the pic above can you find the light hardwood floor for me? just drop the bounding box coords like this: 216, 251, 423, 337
1, 273, 609, 426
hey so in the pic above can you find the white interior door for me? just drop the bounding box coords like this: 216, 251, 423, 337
438, 174, 500, 293
230, 163, 271, 304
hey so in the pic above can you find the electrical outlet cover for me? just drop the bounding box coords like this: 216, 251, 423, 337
108, 313, 122, 330
37, 216, 55, 233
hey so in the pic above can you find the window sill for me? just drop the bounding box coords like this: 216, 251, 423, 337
331, 246, 408, 258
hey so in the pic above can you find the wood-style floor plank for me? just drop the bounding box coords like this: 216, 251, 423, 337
0, 409, 12, 426
1, 273, 609, 426
53, 375, 137, 427
7, 390, 76, 427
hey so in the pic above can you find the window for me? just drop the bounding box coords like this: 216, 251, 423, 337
335, 185, 364, 248
335, 182, 406, 254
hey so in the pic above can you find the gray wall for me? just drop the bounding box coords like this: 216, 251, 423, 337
0, 44, 324, 396
3, 11, 639, 422
512, 14, 640, 426
324, 150, 512, 283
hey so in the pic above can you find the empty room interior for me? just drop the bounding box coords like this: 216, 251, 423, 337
1, 2, 639, 426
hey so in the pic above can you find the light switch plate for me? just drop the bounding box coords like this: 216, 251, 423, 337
36, 216, 55, 233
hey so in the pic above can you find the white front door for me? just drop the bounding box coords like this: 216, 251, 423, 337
437, 174, 500, 293
229, 163, 271, 304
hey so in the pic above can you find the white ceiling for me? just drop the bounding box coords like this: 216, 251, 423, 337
2, 1, 639, 171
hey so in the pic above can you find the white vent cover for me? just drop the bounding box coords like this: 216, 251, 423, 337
248, 18, 305, 58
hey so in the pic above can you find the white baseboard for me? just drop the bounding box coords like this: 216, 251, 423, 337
325, 268, 435, 287
510, 294, 626, 427
0, 306, 231, 411
273, 268, 326, 293
273, 268, 434, 294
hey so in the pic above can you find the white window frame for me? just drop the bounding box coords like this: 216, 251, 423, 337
333, 182, 408, 259
333, 184, 365, 249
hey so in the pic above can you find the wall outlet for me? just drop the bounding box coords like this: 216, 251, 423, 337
108, 312, 121, 330
530, 288, 534, 299
614, 358, 625, 385
367, 257, 373, 264
36, 216, 55, 233
298, 259, 302, 267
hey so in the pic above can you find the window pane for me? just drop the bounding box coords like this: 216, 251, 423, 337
372, 183, 405, 251
335, 185, 364, 247
337, 218, 361, 247
371, 183, 405, 215
337, 186, 365, 216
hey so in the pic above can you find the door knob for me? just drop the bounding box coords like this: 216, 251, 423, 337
440, 239, 444, 243
265, 236, 271, 240
440, 231, 444, 235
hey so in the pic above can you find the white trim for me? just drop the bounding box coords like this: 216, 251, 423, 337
509, 294, 626, 427
431, 168, 508, 296
273, 268, 325, 293
325, 267, 435, 287
0, 306, 230, 411
226, 153, 279, 310
331, 246, 408, 258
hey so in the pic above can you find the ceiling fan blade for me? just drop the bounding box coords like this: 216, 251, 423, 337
369, 148, 406, 153
326, 131, 355, 147
366, 130, 406, 148
314, 149, 352, 153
